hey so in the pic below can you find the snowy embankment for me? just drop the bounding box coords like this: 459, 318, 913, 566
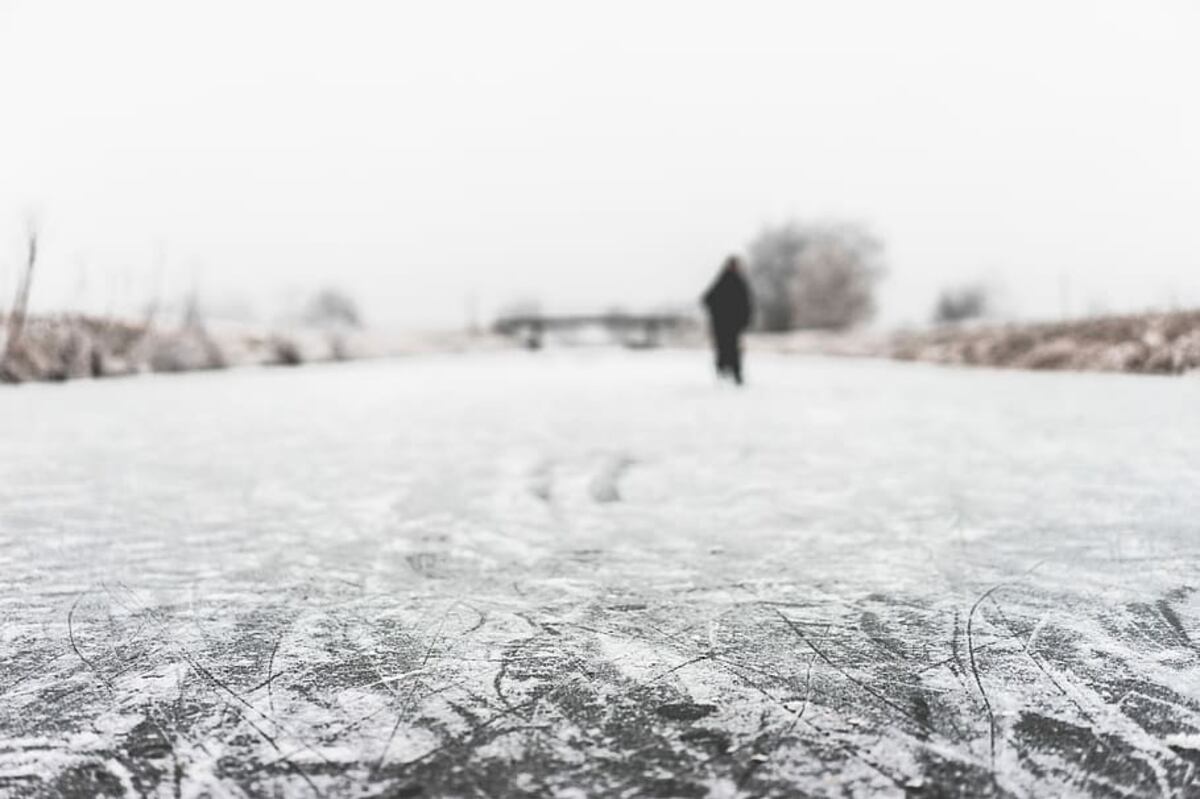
753, 310, 1200, 376
889, 310, 1200, 375
0, 314, 512, 384
8, 308, 1199, 387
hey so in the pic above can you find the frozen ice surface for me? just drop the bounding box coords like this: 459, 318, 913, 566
1, 350, 1199, 797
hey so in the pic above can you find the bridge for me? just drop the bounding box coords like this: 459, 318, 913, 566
493, 312, 694, 349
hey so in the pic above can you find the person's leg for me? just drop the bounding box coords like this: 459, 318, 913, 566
717, 332, 737, 381
709, 323, 723, 377
713, 324, 731, 378
730, 334, 744, 385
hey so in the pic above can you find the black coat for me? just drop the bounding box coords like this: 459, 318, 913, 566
702, 269, 752, 334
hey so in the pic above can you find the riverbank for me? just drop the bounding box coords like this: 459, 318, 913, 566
0, 314, 508, 384
889, 310, 1200, 375
752, 309, 1200, 376
6, 308, 1200, 385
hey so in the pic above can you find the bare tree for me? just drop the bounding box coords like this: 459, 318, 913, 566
746, 221, 884, 331
933, 283, 990, 325
302, 286, 363, 329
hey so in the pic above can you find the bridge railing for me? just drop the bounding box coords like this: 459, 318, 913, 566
493, 313, 696, 349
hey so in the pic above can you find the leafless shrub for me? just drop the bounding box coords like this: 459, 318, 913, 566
144, 329, 226, 373
302, 287, 362, 329
267, 336, 303, 366
933, 284, 991, 325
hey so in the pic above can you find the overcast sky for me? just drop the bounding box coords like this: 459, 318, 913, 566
1, 0, 1198, 328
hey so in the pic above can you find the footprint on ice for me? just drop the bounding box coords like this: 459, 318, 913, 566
589, 454, 636, 503
656, 702, 718, 722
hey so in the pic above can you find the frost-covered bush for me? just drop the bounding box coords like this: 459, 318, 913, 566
747, 221, 885, 332
933, 284, 991, 325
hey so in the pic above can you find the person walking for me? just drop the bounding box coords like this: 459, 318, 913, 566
702, 256, 753, 384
